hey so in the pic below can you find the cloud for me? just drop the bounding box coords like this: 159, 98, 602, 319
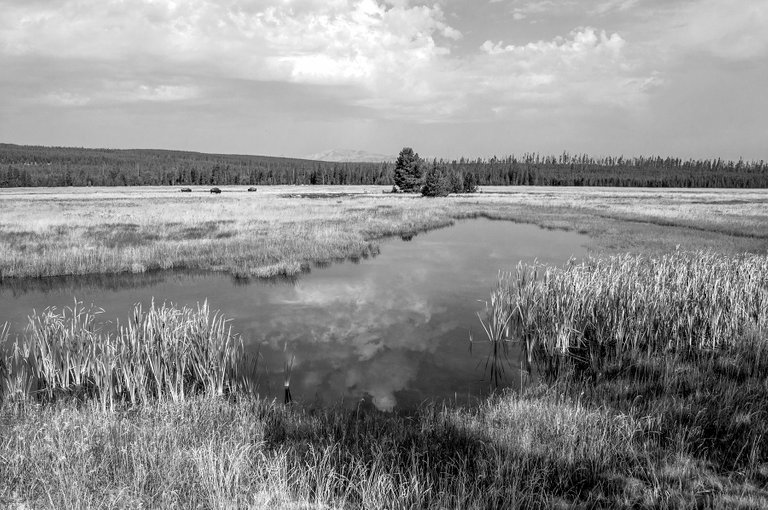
0, 0, 654, 122
481, 27, 625, 56
0, 0, 460, 84
591, 0, 639, 15
507, 0, 564, 20
473, 27, 649, 112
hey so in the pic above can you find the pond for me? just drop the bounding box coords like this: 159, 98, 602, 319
0, 219, 589, 411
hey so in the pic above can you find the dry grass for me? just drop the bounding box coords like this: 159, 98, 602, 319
1, 185, 767, 279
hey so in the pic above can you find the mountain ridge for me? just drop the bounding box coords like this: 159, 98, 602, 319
304, 149, 395, 163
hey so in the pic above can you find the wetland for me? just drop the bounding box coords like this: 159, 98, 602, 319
2, 186, 768, 509
1, 219, 589, 410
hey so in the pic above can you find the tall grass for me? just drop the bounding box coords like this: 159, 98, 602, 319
0, 300, 253, 409
4, 379, 765, 508
480, 251, 768, 381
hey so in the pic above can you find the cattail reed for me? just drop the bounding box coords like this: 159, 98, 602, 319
0, 300, 255, 409
482, 251, 768, 382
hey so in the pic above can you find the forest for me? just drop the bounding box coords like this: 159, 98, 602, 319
1, 143, 766, 188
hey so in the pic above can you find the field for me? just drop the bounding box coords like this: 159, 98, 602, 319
1, 185, 767, 279
2, 186, 768, 508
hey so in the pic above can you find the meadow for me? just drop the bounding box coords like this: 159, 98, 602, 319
1, 185, 768, 508
1, 185, 767, 279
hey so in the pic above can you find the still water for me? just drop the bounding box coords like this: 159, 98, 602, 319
0, 219, 588, 410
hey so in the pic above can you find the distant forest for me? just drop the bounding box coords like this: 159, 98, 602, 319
1, 144, 766, 188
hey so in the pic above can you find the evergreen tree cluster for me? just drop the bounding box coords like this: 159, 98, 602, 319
1, 144, 766, 189
0, 144, 392, 187
393, 148, 478, 196
421, 159, 478, 196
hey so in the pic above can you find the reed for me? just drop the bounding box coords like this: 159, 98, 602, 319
482, 251, 768, 381
0, 300, 254, 409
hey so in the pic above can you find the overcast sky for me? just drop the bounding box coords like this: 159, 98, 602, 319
0, 0, 766, 160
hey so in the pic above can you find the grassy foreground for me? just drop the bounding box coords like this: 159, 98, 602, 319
2, 358, 767, 508
2, 250, 768, 508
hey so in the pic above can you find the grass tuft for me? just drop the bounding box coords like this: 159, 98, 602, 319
1, 300, 255, 410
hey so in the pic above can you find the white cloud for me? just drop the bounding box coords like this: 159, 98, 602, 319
472, 28, 647, 111
0, 0, 655, 121
481, 27, 625, 56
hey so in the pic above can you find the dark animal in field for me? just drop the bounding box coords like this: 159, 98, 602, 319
247, 187, 257, 192
210, 187, 222, 194
180, 187, 192, 192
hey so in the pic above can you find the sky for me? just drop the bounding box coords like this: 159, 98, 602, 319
0, 0, 766, 160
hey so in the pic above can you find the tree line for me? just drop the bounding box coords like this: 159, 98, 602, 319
1, 144, 766, 188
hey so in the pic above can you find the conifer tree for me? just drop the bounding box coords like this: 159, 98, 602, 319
422, 159, 450, 196
393, 147, 423, 192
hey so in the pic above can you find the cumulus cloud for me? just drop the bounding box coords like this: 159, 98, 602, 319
0, 0, 654, 121
0, 0, 459, 85
472, 27, 648, 112
481, 27, 625, 56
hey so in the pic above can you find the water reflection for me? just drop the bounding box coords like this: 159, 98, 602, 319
0, 219, 589, 410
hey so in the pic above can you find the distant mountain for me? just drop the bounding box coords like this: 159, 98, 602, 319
304, 149, 395, 163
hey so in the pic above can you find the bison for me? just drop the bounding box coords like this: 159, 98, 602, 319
180, 187, 192, 192
210, 187, 222, 194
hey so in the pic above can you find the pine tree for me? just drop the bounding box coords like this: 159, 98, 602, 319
422, 160, 450, 197
393, 147, 423, 192
463, 172, 478, 193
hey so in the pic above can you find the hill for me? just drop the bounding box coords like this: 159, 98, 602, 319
304, 149, 395, 163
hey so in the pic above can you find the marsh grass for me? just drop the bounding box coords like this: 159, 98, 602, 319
0, 300, 254, 409
2, 374, 766, 508
481, 251, 768, 382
